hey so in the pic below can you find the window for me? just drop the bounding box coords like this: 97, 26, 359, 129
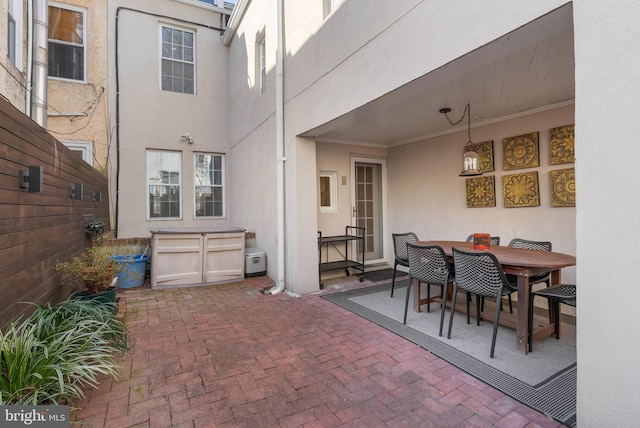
147, 150, 181, 219
62, 141, 93, 166
319, 171, 338, 212
323, 0, 345, 18
161, 26, 195, 94
195, 153, 224, 217
257, 33, 266, 94
7, 0, 22, 69
48, 4, 86, 81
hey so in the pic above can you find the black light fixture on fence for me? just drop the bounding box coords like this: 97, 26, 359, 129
439, 103, 482, 177
70, 183, 84, 200
20, 166, 43, 193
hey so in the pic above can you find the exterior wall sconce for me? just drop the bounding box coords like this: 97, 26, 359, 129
70, 183, 84, 200
92, 191, 102, 202
440, 103, 482, 177
20, 166, 43, 193
181, 133, 194, 144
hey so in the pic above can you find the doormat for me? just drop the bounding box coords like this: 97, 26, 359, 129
322, 282, 576, 426
364, 268, 407, 283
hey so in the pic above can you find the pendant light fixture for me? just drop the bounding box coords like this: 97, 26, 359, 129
439, 103, 482, 176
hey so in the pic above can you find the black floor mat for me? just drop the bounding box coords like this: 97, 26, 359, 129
365, 268, 407, 282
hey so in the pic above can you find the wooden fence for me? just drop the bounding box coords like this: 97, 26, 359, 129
0, 96, 110, 328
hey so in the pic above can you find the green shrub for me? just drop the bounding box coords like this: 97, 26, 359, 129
0, 299, 130, 405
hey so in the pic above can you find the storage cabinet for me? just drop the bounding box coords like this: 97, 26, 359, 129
151, 227, 245, 289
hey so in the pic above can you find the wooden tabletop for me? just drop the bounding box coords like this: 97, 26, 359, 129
414, 240, 576, 269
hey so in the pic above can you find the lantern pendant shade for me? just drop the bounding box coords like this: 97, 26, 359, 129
460, 145, 481, 176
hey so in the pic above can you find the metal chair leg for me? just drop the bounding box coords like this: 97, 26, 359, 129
447, 284, 459, 339
403, 277, 413, 324
390, 261, 399, 297
490, 292, 503, 358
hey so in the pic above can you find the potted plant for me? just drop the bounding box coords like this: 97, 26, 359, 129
55, 246, 121, 304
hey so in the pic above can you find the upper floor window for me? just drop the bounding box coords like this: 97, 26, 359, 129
7, 0, 23, 69
195, 153, 224, 218
147, 150, 182, 219
323, 0, 345, 18
48, 3, 86, 82
161, 26, 195, 95
62, 141, 93, 166
256, 32, 266, 94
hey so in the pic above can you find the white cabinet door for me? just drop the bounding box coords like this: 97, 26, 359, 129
203, 232, 245, 284
151, 234, 203, 287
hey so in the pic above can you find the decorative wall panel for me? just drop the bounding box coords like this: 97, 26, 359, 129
466, 176, 496, 208
503, 132, 540, 170
550, 168, 576, 207
474, 140, 495, 173
503, 171, 540, 208
550, 124, 575, 165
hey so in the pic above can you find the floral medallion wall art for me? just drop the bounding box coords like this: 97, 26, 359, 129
550, 167, 576, 207
503, 132, 540, 170
503, 171, 540, 208
550, 124, 575, 165
466, 175, 496, 208
473, 140, 495, 173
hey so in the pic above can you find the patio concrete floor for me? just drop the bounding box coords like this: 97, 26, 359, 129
72, 274, 566, 427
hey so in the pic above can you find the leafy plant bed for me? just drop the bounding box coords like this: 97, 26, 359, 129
0, 299, 130, 405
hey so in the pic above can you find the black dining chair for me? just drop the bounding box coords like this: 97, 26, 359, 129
528, 283, 576, 352
507, 238, 553, 290
390, 232, 419, 297
404, 243, 454, 336
448, 247, 517, 358
465, 234, 501, 246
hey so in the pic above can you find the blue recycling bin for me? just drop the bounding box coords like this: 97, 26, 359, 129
111, 254, 149, 288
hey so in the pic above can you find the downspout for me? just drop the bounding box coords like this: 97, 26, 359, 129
26, 0, 34, 115
268, 0, 286, 294
31, 0, 48, 128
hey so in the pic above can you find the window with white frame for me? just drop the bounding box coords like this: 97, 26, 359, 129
62, 141, 93, 166
48, 3, 86, 81
161, 26, 195, 94
323, 0, 345, 18
257, 33, 266, 94
147, 150, 182, 219
195, 153, 224, 217
7, 0, 23, 68
319, 171, 338, 212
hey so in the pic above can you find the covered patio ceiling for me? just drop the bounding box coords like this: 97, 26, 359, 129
302, 3, 574, 148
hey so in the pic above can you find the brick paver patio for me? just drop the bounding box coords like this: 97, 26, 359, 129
72, 276, 564, 427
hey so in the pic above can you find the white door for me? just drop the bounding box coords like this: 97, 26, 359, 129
351, 157, 387, 265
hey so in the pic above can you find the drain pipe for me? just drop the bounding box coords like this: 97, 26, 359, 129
26, 0, 34, 115
31, 0, 48, 128
268, 0, 286, 295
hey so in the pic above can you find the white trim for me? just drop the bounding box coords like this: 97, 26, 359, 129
319, 171, 338, 212
159, 24, 197, 95
7, 0, 23, 71
146, 149, 183, 220
61, 140, 93, 166
47, 2, 88, 83
193, 152, 226, 219
350, 156, 388, 266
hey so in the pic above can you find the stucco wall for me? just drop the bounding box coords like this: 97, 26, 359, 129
285, 0, 570, 137
0, 0, 28, 113
109, 0, 230, 238
574, 0, 640, 425
47, 0, 110, 174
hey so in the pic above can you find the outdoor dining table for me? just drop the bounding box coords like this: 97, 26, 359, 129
414, 240, 576, 354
